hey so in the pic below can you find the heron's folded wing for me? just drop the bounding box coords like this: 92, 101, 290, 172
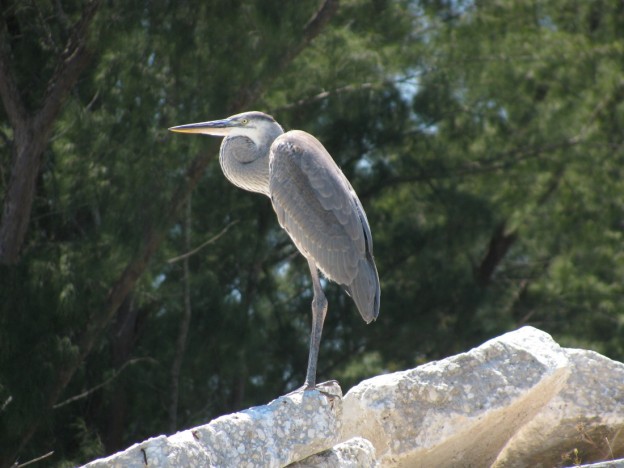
269, 131, 367, 285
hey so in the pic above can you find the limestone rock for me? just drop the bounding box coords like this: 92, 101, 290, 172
289, 437, 377, 467
493, 348, 624, 467
82, 327, 624, 468
83, 382, 342, 468
341, 326, 571, 467
576, 460, 624, 468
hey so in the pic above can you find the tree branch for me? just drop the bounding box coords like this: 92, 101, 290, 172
167, 219, 238, 264
0, 21, 27, 129
474, 167, 564, 288
273, 82, 379, 112
360, 137, 582, 201
230, 0, 340, 111
52, 358, 154, 410
14, 451, 54, 468
475, 221, 518, 287
34, 0, 101, 133
280, 0, 340, 70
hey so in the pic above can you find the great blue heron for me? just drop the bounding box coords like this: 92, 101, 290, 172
169, 111, 380, 390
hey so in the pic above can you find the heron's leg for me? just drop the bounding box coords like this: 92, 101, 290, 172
303, 258, 328, 390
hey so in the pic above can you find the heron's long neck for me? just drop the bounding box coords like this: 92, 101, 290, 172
219, 135, 275, 196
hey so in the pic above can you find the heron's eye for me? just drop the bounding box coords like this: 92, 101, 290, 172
241, 118, 249, 125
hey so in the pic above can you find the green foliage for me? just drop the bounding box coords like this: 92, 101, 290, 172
1, 0, 623, 465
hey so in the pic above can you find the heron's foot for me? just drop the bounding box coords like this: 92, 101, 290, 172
314, 380, 341, 403
315, 379, 339, 391
286, 380, 341, 402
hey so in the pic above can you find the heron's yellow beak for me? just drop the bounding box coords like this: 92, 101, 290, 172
169, 118, 236, 136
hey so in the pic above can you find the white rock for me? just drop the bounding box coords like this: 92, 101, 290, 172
82, 383, 342, 468
289, 437, 377, 467
340, 326, 571, 467
81, 327, 624, 468
493, 348, 624, 467
575, 460, 624, 468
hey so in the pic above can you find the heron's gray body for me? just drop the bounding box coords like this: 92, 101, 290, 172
170, 111, 380, 389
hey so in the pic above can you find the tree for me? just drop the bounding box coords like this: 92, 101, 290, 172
1, 1, 623, 466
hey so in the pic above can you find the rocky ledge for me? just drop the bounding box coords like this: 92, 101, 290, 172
83, 326, 624, 467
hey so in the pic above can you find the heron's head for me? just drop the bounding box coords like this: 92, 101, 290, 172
169, 111, 284, 148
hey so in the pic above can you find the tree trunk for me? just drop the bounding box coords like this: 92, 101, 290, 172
169, 195, 193, 433
0, 124, 48, 263
104, 296, 138, 453
0, 0, 99, 264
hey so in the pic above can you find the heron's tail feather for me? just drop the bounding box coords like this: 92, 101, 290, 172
346, 257, 380, 324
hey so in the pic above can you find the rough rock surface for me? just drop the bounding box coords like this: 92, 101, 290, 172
290, 437, 377, 467
82, 327, 624, 468
493, 347, 624, 467
341, 326, 571, 467
83, 383, 342, 468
